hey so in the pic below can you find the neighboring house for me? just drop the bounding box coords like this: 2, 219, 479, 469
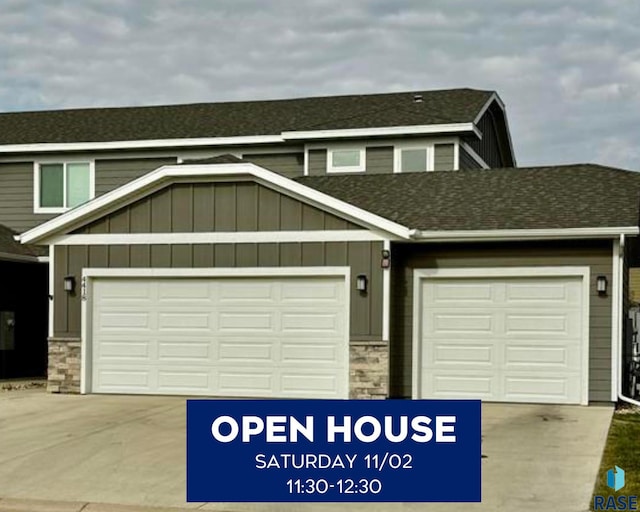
0, 88, 635, 405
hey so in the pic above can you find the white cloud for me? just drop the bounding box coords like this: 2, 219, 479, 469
0, 0, 639, 170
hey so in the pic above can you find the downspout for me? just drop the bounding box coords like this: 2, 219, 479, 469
617, 234, 640, 407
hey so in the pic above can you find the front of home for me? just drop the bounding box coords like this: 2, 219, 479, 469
1, 88, 638, 405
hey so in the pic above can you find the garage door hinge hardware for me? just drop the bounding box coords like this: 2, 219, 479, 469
81, 277, 87, 301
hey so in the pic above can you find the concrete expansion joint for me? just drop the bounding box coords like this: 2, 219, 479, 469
0, 498, 230, 512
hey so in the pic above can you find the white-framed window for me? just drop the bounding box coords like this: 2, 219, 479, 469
34, 160, 95, 213
394, 145, 433, 173
327, 147, 366, 173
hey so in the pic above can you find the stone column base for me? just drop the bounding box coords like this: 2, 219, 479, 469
48, 337, 81, 394
349, 340, 389, 399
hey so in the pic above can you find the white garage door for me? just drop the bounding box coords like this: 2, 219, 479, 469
417, 273, 587, 404
90, 275, 348, 398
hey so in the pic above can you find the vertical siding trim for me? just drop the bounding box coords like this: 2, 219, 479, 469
382, 240, 390, 341
453, 142, 460, 171
611, 236, 622, 401
48, 245, 54, 337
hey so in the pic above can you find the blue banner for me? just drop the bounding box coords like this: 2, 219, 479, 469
187, 399, 481, 502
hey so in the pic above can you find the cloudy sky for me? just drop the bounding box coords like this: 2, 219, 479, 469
1, 0, 638, 169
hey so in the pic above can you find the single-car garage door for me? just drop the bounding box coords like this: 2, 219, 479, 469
416, 270, 588, 404
89, 274, 348, 398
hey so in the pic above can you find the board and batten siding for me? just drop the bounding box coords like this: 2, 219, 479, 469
74, 182, 362, 234
242, 153, 304, 178
53, 241, 384, 341
389, 240, 614, 402
463, 103, 507, 168
459, 146, 483, 170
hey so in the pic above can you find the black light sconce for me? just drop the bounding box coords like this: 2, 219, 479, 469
63, 276, 76, 293
356, 274, 368, 293
596, 275, 608, 297
381, 249, 391, 269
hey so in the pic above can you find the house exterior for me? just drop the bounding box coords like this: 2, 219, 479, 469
1, 88, 636, 405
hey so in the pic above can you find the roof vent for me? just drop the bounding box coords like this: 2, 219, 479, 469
413, 94, 423, 103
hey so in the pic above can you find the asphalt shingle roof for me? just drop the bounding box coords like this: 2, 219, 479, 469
296, 164, 640, 231
0, 89, 493, 145
0, 224, 46, 257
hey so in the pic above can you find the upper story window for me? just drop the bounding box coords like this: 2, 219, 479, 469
394, 145, 432, 173
327, 147, 366, 173
35, 161, 94, 213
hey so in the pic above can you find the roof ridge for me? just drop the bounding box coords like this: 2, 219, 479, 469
0, 88, 495, 116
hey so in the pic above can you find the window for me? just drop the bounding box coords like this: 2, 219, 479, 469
35, 161, 94, 213
327, 148, 365, 173
395, 146, 431, 173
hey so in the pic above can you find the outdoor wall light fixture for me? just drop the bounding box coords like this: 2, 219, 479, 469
381, 249, 391, 269
596, 275, 608, 296
356, 274, 368, 292
63, 276, 76, 293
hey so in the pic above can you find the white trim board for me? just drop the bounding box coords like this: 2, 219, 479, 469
409, 227, 640, 241
20, 162, 412, 244
52, 230, 387, 246
459, 142, 490, 169
0, 124, 481, 155
80, 266, 351, 395
283, 123, 481, 141
411, 266, 591, 405
0, 252, 42, 263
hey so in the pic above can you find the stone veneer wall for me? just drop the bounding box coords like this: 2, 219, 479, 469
47, 338, 390, 398
349, 341, 389, 399
48, 337, 81, 393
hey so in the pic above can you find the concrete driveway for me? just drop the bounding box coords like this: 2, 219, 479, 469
0, 389, 613, 512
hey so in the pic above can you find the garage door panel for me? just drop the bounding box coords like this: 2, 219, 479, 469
218, 312, 274, 332
281, 342, 341, 364
429, 282, 494, 303
158, 312, 212, 330
157, 370, 211, 392
503, 373, 581, 403
419, 274, 586, 404
431, 313, 494, 333
428, 372, 497, 398
431, 343, 494, 365
158, 341, 211, 360
95, 369, 150, 391
218, 341, 274, 362
281, 281, 344, 302
282, 373, 341, 395
91, 276, 347, 398
158, 281, 211, 300
98, 312, 152, 330
98, 340, 150, 360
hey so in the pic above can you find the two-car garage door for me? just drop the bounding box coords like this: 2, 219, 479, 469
89, 274, 348, 398
416, 270, 588, 404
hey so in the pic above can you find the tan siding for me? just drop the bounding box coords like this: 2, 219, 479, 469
54, 241, 384, 340
366, 147, 393, 174
308, 149, 327, 176
243, 153, 304, 178
0, 161, 56, 233
76, 181, 361, 234
629, 268, 640, 303
389, 240, 614, 402
434, 144, 455, 171
95, 157, 177, 196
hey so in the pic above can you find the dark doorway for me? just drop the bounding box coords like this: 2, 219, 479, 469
0, 260, 48, 379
